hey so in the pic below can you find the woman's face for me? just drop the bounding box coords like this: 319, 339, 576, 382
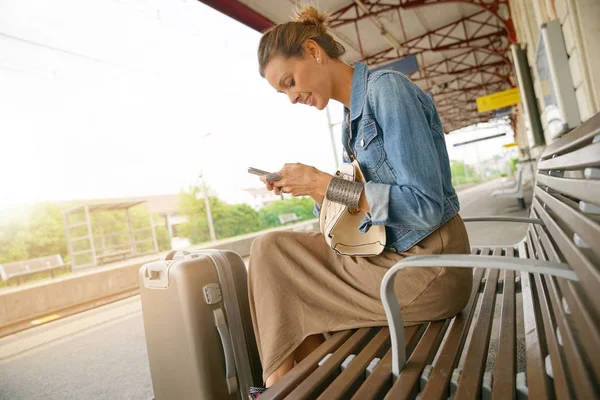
263, 43, 330, 110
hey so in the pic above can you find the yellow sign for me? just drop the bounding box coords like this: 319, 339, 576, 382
503, 143, 519, 148
476, 88, 521, 113
31, 314, 60, 325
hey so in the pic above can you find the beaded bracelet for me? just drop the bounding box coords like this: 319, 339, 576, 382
326, 177, 364, 209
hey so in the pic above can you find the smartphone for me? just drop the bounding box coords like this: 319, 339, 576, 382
248, 167, 272, 176
248, 167, 284, 199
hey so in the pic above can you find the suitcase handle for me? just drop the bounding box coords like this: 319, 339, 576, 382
165, 250, 191, 260
214, 308, 238, 394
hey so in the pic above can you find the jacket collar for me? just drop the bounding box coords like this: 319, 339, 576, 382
349, 61, 368, 121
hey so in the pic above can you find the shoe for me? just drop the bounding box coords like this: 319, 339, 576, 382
249, 386, 267, 399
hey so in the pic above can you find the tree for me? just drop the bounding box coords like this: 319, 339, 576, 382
178, 188, 263, 243
450, 161, 479, 186
0, 202, 68, 264
258, 197, 315, 228
177, 188, 316, 245
0, 189, 318, 264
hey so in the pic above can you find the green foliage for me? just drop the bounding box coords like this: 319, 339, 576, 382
0, 201, 162, 265
0, 202, 67, 264
450, 161, 481, 187
257, 197, 315, 227
0, 189, 317, 266
508, 157, 519, 174
177, 187, 316, 245
154, 225, 171, 252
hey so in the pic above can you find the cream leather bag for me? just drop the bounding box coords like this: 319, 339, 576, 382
319, 160, 386, 257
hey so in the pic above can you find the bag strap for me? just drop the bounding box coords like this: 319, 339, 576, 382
343, 111, 356, 162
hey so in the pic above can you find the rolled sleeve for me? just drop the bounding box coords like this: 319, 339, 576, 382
359, 181, 391, 233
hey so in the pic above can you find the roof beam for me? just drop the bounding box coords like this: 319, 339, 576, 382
197, 0, 273, 32
329, 0, 516, 43
418, 49, 510, 74
358, 8, 509, 65
400, 0, 516, 43
431, 79, 509, 97
412, 60, 511, 84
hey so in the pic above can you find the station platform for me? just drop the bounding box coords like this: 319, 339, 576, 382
0, 178, 532, 400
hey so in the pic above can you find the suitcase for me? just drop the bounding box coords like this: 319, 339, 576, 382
139, 249, 262, 400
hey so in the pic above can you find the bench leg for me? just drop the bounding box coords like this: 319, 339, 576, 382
518, 198, 526, 210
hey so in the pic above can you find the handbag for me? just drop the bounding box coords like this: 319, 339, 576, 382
319, 158, 386, 257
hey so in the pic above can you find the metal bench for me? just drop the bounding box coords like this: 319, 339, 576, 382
0, 254, 71, 286
492, 168, 526, 209
262, 112, 600, 399
96, 249, 131, 265
498, 168, 524, 189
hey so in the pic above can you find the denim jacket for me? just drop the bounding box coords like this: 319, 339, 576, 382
315, 62, 460, 253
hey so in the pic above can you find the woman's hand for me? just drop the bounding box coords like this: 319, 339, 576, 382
260, 163, 332, 200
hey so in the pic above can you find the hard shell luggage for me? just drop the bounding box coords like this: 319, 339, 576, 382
139, 249, 262, 400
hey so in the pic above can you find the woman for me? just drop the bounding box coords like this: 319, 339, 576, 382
248, 6, 472, 396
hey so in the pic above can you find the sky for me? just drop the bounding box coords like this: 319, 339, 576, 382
0, 0, 513, 208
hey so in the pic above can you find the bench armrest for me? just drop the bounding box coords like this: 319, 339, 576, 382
380, 254, 575, 380
462, 217, 543, 225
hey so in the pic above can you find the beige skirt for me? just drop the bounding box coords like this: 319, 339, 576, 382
248, 214, 473, 382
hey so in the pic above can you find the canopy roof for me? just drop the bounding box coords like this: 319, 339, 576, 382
200, 0, 516, 133
63, 201, 147, 215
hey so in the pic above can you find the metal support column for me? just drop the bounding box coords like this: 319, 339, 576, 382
62, 211, 74, 267
149, 209, 159, 253
199, 175, 217, 242
84, 205, 97, 267
126, 208, 137, 255
326, 105, 340, 170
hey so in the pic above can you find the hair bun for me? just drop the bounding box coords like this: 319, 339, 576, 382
293, 6, 329, 33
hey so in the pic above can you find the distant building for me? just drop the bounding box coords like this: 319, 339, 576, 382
242, 186, 280, 210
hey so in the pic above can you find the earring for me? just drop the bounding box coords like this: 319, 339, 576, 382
316, 57, 321, 64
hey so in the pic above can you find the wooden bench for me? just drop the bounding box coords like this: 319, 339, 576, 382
262, 112, 600, 399
0, 254, 71, 286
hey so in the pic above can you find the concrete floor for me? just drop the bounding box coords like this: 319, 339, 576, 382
457, 178, 532, 247
0, 178, 533, 400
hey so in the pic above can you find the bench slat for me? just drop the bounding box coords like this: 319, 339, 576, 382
541, 111, 600, 160
532, 222, 600, 383
317, 327, 390, 400
492, 266, 516, 400
520, 240, 552, 400
286, 328, 374, 399
350, 325, 423, 400
545, 274, 596, 399
385, 320, 449, 399
455, 249, 501, 400
536, 174, 600, 205
420, 249, 487, 400
537, 141, 600, 171
532, 274, 571, 399
530, 223, 600, 397
532, 198, 600, 313
262, 330, 354, 400
534, 187, 600, 257
527, 230, 572, 399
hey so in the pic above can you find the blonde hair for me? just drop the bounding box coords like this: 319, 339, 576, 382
257, 6, 346, 77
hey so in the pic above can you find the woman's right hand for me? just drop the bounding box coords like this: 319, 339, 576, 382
263, 180, 278, 194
